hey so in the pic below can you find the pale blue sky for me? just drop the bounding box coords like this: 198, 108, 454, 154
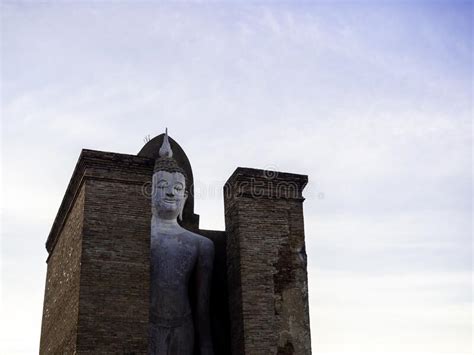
1, 1, 472, 354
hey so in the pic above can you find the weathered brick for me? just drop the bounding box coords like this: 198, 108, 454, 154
40, 145, 231, 354
224, 167, 311, 355
40, 143, 311, 355
40, 184, 84, 354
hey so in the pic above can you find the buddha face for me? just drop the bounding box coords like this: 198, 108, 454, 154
152, 170, 187, 220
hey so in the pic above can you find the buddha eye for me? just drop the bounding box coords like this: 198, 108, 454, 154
174, 184, 183, 191
157, 180, 168, 189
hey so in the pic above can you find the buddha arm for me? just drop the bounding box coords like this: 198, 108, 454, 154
195, 238, 215, 355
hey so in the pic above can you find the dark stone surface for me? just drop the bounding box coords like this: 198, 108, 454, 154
197, 230, 231, 355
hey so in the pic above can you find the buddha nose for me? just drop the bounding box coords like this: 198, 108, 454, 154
166, 190, 175, 197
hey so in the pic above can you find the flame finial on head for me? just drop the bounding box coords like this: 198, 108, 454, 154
159, 128, 173, 158
153, 128, 187, 183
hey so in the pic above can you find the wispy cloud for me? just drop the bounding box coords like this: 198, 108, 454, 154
1, 1, 471, 354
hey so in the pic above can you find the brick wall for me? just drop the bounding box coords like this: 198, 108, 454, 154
224, 167, 311, 355
40, 184, 85, 354
41, 150, 154, 354
40, 150, 312, 355
40, 148, 231, 354
77, 178, 151, 353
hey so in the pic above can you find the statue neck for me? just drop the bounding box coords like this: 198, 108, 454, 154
151, 214, 183, 235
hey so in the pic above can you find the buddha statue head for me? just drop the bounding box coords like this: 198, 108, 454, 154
151, 128, 188, 221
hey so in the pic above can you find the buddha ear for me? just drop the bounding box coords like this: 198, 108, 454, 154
178, 193, 188, 221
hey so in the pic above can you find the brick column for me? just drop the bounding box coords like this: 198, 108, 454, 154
40, 150, 153, 354
224, 167, 311, 355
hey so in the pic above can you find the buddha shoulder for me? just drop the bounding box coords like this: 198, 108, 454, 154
182, 230, 214, 254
